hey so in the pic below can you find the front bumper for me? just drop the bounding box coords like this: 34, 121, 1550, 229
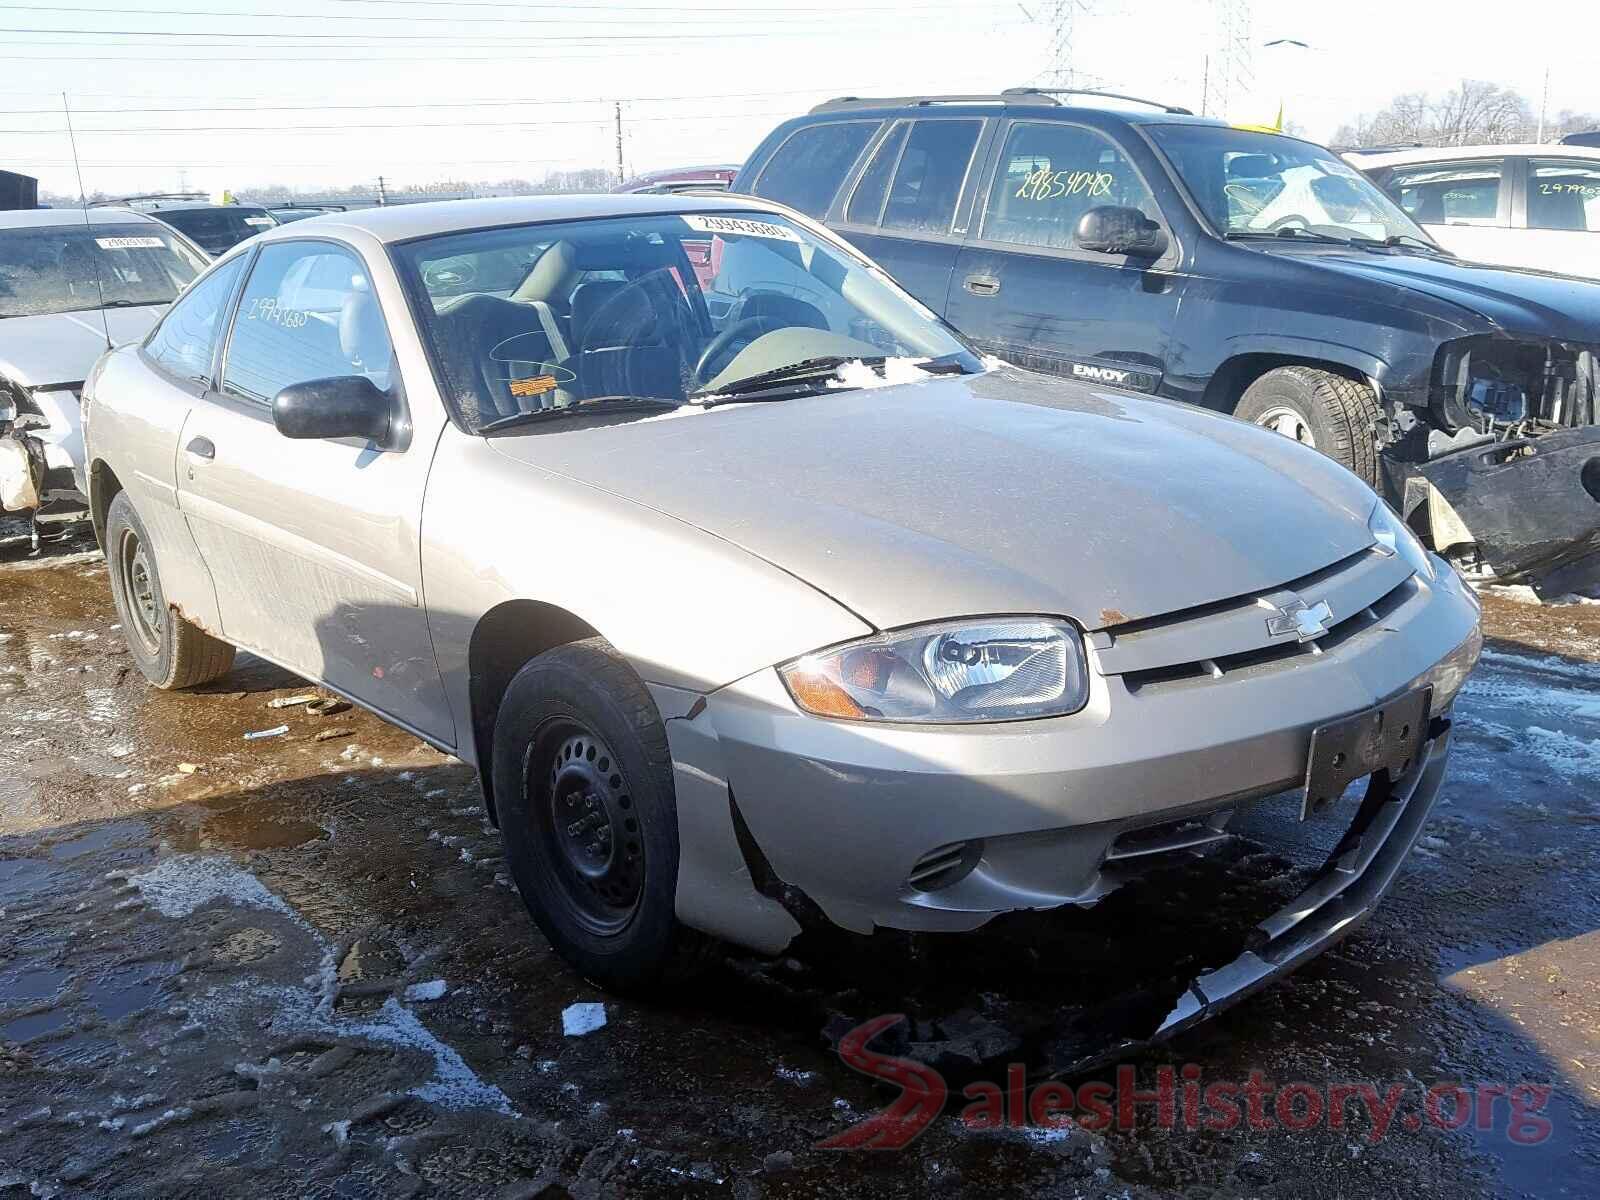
685, 554, 1480, 941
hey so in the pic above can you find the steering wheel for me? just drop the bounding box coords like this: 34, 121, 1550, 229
1266, 214, 1314, 232
694, 316, 781, 385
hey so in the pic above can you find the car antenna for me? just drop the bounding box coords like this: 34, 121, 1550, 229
62, 90, 113, 352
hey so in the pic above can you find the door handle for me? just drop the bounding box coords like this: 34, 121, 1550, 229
963, 274, 1001, 297
185, 436, 215, 462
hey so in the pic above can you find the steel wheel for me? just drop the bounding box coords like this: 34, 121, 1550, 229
1255, 404, 1317, 447
527, 718, 644, 936
118, 526, 163, 656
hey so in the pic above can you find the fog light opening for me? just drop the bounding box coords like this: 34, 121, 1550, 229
1581, 456, 1600, 504
907, 839, 984, 893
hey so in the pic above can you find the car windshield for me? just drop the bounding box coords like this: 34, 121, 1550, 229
394, 209, 979, 432
155, 206, 278, 255
0, 221, 207, 319
1147, 124, 1433, 245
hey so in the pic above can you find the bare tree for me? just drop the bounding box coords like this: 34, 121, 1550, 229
1336, 80, 1535, 148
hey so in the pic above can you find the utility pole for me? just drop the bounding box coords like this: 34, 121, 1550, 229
1200, 54, 1209, 117
1537, 66, 1550, 143
614, 102, 625, 184
376, 175, 388, 207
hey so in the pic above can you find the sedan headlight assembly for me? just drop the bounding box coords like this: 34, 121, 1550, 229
779, 618, 1089, 723
1369, 499, 1436, 583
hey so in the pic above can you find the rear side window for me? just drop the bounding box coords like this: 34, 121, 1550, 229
143, 255, 245, 385
846, 121, 909, 225
1528, 159, 1600, 232
221, 241, 393, 405
882, 119, 983, 234
753, 121, 876, 217
1384, 162, 1502, 224
981, 122, 1158, 250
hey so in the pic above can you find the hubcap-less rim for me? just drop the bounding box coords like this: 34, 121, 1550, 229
119, 528, 162, 654
528, 720, 643, 936
1256, 404, 1316, 446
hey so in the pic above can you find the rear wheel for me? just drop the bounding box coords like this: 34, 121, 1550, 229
104, 491, 235, 689
492, 637, 704, 992
1233, 365, 1383, 485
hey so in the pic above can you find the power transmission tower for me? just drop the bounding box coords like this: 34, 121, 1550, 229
1038, 0, 1091, 89
1212, 0, 1254, 119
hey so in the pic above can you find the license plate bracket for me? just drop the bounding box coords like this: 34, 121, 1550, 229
1302, 686, 1432, 821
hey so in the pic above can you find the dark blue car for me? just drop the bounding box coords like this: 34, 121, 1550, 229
734, 89, 1600, 595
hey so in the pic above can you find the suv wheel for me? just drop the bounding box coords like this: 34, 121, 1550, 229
491, 637, 705, 992
1233, 366, 1382, 485
105, 491, 236, 689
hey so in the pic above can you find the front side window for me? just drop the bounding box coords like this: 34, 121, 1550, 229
982, 122, 1159, 250
142, 254, 245, 385
1385, 162, 1503, 224
394, 210, 980, 432
753, 121, 877, 217
221, 241, 393, 405
881, 119, 983, 234
1528, 159, 1600, 232
1148, 124, 1432, 245
0, 221, 206, 320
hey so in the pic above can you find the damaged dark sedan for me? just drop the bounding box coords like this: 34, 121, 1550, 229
83, 197, 1481, 1053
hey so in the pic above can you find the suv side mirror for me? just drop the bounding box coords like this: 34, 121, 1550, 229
272, 376, 394, 446
1074, 206, 1169, 258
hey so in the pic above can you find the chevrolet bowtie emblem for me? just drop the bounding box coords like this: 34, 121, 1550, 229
1265, 598, 1333, 642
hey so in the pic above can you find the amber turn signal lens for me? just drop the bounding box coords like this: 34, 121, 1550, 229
784, 668, 866, 719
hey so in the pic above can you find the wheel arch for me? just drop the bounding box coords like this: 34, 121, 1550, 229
1201, 345, 1384, 416
88, 458, 124, 552
468, 599, 602, 824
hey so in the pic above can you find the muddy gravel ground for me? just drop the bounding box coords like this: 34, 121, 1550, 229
0, 524, 1597, 1198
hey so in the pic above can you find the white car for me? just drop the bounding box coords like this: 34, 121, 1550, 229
1350, 144, 1600, 278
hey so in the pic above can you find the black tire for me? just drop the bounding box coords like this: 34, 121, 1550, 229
1233, 365, 1383, 486
104, 491, 235, 690
492, 637, 703, 993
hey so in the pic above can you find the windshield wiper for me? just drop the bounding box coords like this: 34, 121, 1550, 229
1381, 233, 1452, 255
478, 396, 682, 434
1226, 228, 1353, 246
98, 298, 168, 308
693, 351, 978, 404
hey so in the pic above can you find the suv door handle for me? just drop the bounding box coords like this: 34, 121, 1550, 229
963, 274, 1001, 297
185, 436, 215, 461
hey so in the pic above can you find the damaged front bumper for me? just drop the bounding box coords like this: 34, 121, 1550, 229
662, 554, 1481, 960
1399, 424, 1600, 597
1, 385, 86, 513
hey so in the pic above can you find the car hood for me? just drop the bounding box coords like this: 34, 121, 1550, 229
487, 368, 1380, 632
0, 306, 166, 388
1265, 245, 1600, 341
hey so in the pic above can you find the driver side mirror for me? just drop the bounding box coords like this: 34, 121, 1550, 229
272, 376, 396, 447
1074, 206, 1169, 258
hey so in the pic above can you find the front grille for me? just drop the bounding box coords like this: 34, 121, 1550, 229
1105, 807, 1235, 864
1099, 546, 1417, 696
906, 840, 983, 892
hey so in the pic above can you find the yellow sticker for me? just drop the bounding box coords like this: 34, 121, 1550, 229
510, 375, 559, 398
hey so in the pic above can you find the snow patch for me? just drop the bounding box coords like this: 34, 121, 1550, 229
829, 357, 931, 390
125, 856, 297, 921
562, 1002, 607, 1037
403, 980, 447, 1003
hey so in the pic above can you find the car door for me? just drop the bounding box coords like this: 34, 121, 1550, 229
1519, 156, 1600, 278
943, 118, 1184, 393
1381, 158, 1513, 265
832, 117, 991, 312
175, 236, 455, 743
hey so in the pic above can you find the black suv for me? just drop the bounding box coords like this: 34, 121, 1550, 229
734, 89, 1600, 594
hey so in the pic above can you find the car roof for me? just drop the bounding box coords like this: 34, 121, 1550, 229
798, 90, 1222, 128
269, 192, 795, 245
0, 206, 171, 230
1348, 143, 1600, 168
126, 200, 272, 213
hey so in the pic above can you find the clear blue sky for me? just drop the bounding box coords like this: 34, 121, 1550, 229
0, 0, 1593, 198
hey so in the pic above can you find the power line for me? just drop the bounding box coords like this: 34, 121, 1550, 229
2, 2, 981, 24
0, 24, 989, 42
0, 108, 801, 134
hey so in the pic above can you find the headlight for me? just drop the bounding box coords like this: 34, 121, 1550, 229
778, 618, 1089, 723
1368, 499, 1435, 583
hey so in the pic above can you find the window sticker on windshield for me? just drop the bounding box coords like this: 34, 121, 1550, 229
509, 375, 560, 399
680, 214, 801, 242
243, 217, 275, 227
1014, 168, 1116, 201
95, 236, 166, 250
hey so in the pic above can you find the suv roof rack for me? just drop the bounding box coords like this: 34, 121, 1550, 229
1338, 143, 1425, 155
97, 191, 208, 207
810, 87, 1192, 116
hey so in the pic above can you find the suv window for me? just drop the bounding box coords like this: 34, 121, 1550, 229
753, 121, 877, 217
846, 121, 909, 225
1385, 162, 1502, 224
1528, 159, 1600, 232
158, 207, 279, 256
143, 255, 245, 385
981, 122, 1158, 250
881, 119, 982, 234
221, 241, 393, 406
